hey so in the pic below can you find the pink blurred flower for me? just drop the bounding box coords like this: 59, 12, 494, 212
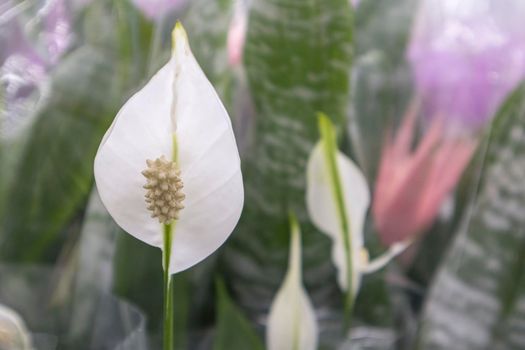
372, 102, 477, 246
227, 0, 248, 67
408, 0, 525, 131
131, 0, 187, 20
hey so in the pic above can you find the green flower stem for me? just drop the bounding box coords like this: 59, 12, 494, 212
163, 223, 174, 350
318, 114, 354, 330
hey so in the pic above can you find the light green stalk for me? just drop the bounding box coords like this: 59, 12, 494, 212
163, 223, 174, 350
163, 135, 179, 350
318, 114, 354, 329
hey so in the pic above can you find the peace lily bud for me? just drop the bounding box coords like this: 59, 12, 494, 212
266, 214, 318, 350
94, 22, 244, 275
0, 304, 33, 350
306, 114, 410, 309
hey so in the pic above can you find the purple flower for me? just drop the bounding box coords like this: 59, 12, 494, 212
1, 0, 72, 137
408, 0, 525, 131
42, 0, 73, 64
131, 0, 187, 20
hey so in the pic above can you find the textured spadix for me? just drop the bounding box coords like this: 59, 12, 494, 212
94, 23, 243, 274
266, 215, 318, 350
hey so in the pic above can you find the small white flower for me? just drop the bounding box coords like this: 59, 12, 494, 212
0, 304, 33, 350
266, 214, 318, 350
306, 114, 409, 303
94, 23, 244, 275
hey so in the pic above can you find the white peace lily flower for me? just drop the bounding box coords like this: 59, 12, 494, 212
266, 214, 318, 350
0, 304, 33, 350
94, 22, 244, 275
306, 114, 410, 305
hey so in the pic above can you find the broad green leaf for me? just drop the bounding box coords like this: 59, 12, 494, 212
213, 279, 264, 350
0, 47, 119, 263
222, 0, 354, 337
416, 84, 525, 350
68, 189, 120, 343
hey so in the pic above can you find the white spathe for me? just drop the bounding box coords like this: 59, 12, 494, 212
306, 142, 370, 297
0, 304, 33, 350
94, 23, 244, 275
266, 217, 318, 350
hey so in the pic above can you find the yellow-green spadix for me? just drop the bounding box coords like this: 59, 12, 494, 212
94, 23, 244, 275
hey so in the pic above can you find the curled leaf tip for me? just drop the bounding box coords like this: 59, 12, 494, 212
172, 21, 189, 55
317, 112, 332, 131
288, 211, 300, 234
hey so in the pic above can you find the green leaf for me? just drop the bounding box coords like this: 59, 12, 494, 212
183, 0, 233, 85
213, 280, 264, 350
0, 47, 119, 263
68, 189, 121, 343
416, 84, 525, 350
351, 0, 417, 181
222, 0, 354, 338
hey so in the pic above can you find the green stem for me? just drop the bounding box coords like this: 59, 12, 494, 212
163, 223, 174, 350
318, 114, 354, 332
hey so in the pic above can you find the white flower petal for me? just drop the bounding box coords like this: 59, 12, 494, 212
266, 217, 318, 350
0, 304, 33, 350
95, 23, 243, 274
168, 24, 243, 274
306, 116, 370, 296
94, 59, 174, 248
360, 239, 412, 274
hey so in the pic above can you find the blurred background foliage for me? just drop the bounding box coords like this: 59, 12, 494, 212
0, 0, 524, 349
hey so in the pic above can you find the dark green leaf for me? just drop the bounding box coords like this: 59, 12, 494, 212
213, 279, 264, 350
416, 84, 525, 350
221, 0, 354, 344
0, 47, 119, 263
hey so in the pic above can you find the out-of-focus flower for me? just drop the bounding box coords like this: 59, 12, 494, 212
94, 23, 244, 274
42, 0, 73, 64
306, 114, 409, 308
0, 0, 72, 138
0, 304, 33, 350
227, 0, 248, 67
408, 0, 525, 131
131, 0, 187, 20
266, 214, 318, 350
373, 102, 477, 246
